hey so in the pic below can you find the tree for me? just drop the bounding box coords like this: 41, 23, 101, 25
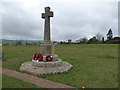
112, 37, 120, 44
16, 41, 22, 45
80, 37, 88, 43
107, 29, 113, 40
106, 37, 120, 44
102, 37, 105, 43
96, 33, 103, 41
87, 37, 99, 44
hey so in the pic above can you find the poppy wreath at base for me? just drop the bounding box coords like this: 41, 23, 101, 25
32, 53, 53, 62
32, 53, 43, 61
46, 55, 53, 61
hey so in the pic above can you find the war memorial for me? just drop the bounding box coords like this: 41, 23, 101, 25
20, 7, 72, 75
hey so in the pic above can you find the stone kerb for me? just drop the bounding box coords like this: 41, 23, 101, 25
32, 59, 62, 67
20, 61, 73, 75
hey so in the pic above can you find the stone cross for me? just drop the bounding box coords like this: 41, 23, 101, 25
42, 6, 53, 44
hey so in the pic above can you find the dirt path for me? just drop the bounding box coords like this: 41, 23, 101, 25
0, 67, 75, 88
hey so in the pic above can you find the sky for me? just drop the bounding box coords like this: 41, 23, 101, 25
0, 0, 119, 41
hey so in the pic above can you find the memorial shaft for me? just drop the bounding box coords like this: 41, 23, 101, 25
41, 7, 54, 55
42, 7, 53, 44
44, 16, 50, 44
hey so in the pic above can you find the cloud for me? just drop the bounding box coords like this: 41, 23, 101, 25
1, 0, 118, 41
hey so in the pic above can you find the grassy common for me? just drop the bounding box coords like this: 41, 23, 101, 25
2, 74, 39, 88
0, 46, 2, 67
2, 44, 118, 88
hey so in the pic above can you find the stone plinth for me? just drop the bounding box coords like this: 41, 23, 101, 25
20, 59, 72, 75
32, 59, 62, 67
41, 44, 54, 55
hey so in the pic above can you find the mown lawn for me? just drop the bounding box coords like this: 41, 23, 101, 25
2, 44, 118, 88
0, 74, 2, 89
0, 45, 2, 67
0, 45, 1, 51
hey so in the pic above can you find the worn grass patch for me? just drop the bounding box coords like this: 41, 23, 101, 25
2, 44, 118, 88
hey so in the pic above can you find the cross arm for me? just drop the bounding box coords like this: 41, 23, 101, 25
42, 13, 45, 18
49, 11, 53, 17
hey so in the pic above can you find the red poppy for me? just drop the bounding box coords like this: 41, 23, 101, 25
46, 55, 53, 61
36, 54, 43, 61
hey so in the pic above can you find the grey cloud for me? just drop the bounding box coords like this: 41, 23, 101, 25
2, 2, 43, 40
57, 2, 117, 40
1, 1, 118, 41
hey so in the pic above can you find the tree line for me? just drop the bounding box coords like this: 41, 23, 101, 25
60, 29, 120, 44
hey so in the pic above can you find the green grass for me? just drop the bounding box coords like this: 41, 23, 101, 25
0, 45, 2, 67
2, 74, 39, 88
0, 74, 2, 89
2, 45, 39, 71
0, 45, 1, 51
2, 44, 118, 88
